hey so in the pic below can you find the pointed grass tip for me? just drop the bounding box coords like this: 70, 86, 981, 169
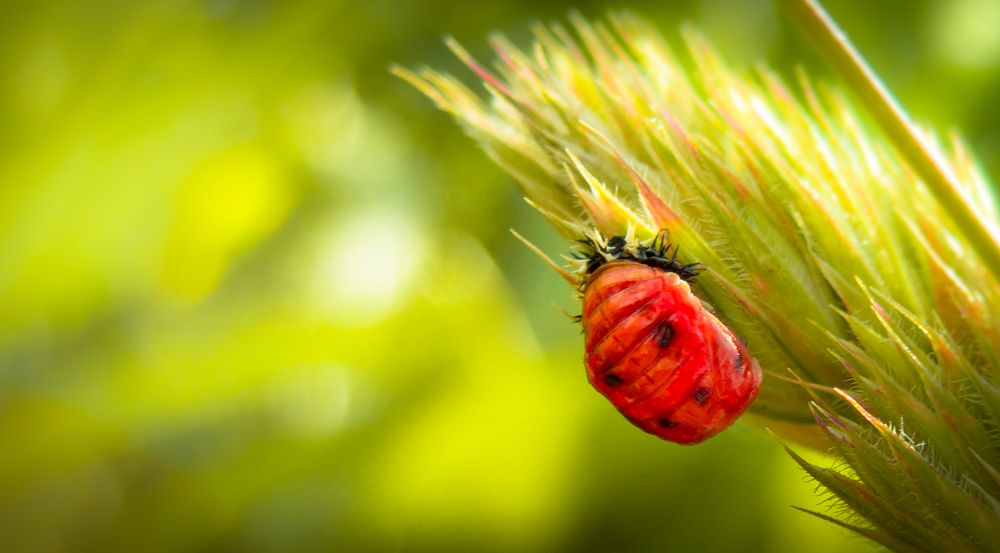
510, 229, 581, 287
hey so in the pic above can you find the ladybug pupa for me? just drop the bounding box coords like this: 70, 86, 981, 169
575, 230, 762, 444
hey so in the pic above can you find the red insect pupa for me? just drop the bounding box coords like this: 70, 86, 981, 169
577, 231, 761, 444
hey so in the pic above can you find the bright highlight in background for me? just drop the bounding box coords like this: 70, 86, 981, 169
934, 0, 1000, 70
316, 209, 424, 326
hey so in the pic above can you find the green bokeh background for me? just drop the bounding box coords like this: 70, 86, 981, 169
1, 1, 997, 551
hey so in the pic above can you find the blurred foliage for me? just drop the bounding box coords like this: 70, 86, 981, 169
0, 1, 997, 552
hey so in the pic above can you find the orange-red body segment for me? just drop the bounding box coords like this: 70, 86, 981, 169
582, 261, 762, 444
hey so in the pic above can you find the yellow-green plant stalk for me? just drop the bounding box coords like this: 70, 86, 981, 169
395, 5, 1000, 552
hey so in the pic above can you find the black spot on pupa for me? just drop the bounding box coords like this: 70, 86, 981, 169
604, 374, 623, 387
655, 321, 675, 348
657, 417, 678, 428
692, 387, 711, 405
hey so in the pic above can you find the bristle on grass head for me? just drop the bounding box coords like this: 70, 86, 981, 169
576, 229, 703, 284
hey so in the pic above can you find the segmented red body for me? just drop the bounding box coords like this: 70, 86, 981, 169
582, 260, 761, 444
